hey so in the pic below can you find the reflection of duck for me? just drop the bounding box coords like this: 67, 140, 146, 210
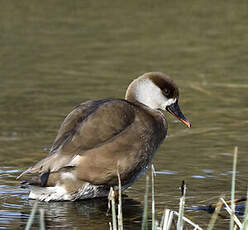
18, 72, 190, 201
27, 197, 143, 229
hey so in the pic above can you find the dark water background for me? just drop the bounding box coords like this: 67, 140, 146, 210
1, 1, 248, 229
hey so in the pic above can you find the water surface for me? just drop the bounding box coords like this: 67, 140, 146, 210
1, 1, 248, 229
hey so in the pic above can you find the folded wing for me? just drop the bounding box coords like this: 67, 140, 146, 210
17, 99, 135, 179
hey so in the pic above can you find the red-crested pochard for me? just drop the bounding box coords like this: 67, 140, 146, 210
17, 72, 191, 201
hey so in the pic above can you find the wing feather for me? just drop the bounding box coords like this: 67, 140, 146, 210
18, 99, 135, 178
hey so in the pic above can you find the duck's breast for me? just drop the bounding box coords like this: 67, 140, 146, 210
75, 101, 167, 187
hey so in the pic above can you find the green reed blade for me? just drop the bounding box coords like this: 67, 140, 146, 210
141, 175, 149, 230
151, 165, 156, 230
207, 198, 223, 230
39, 209, 45, 230
25, 201, 38, 230
109, 187, 117, 230
230, 146, 238, 230
117, 169, 123, 230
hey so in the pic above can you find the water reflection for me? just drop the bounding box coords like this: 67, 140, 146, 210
0, 167, 143, 229
33, 198, 143, 229
1, 0, 248, 229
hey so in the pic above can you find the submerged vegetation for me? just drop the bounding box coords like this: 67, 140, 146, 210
25, 147, 248, 230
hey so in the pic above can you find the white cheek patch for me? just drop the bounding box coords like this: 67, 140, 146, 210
135, 79, 166, 109
133, 79, 177, 110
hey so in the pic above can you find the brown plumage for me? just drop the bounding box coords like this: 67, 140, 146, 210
18, 72, 190, 201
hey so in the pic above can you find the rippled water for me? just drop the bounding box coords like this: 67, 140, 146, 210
1, 1, 248, 229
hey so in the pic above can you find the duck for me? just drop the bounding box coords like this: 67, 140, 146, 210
17, 72, 191, 201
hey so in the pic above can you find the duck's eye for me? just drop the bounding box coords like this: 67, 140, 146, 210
163, 88, 170, 96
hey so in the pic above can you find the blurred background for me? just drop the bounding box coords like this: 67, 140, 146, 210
0, 0, 248, 229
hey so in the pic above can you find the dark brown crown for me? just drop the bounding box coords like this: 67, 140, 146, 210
143, 72, 179, 99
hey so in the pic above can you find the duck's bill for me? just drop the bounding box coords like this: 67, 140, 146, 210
166, 102, 191, 128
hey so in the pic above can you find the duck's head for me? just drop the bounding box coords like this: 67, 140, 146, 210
125, 72, 191, 128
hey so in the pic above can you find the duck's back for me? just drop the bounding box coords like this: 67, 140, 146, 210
52, 99, 136, 154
